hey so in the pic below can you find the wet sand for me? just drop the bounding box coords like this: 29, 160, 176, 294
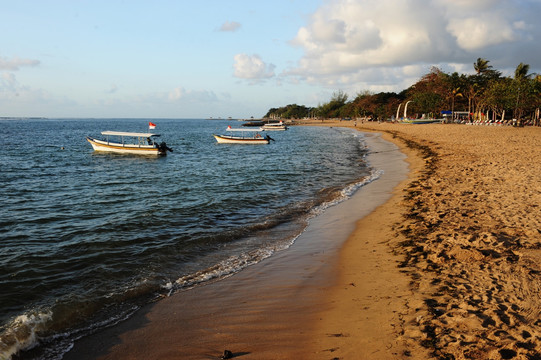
65, 122, 541, 360
64, 129, 411, 359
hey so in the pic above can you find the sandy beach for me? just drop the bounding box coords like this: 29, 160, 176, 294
310, 121, 541, 360
64, 122, 541, 360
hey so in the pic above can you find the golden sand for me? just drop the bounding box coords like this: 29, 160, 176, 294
310, 121, 541, 360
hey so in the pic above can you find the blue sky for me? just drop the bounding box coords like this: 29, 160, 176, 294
2, 0, 541, 118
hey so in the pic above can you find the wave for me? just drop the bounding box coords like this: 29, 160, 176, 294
165, 166, 383, 296
0, 302, 142, 360
310, 168, 383, 216
0, 311, 52, 360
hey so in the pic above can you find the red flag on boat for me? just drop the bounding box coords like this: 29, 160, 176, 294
149, 122, 156, 130
227, 125, 231, 129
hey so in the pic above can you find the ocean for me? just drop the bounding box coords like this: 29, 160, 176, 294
0, 118, 378, 360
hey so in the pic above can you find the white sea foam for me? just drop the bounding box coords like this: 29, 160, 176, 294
172, 246, 277, 292
310, 167, 383, 216
0, 310, 52, 360
0, 303, 142, 360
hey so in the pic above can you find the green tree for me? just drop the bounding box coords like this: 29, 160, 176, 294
441, 72, 468, 122
351, 91, 402, 121
514, 62, 533, 121
483, 77, 516, 122
404, 67, 447, 117
411, 91, 444, 116
535, 76, 541, 126
263, 104, 313, 119
473, 58, 501, 80
263, 57, 540, 126
515, 62, 531, 81
474, 58, 490, 74
318, 90, 349, 118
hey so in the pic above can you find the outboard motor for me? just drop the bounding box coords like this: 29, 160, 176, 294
158, 142, 173, 154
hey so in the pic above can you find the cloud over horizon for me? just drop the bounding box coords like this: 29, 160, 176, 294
168, 86, 219, 103
0, 56, 40, 71
286, 0, 541, 91
233, 53, 276, 82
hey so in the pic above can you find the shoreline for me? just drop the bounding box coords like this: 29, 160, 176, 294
307, 123, 430, 359
63, 127, 411, 359
64, 121, 541, 360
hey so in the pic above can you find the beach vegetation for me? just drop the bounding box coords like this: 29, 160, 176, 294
266, 58, 541, 125
473, 57, 490, 74
316, 90, 350, 118
483, 77, 516, 121
513, 62, 535, 121
351, 91, 403, 121
264, 103, 314, 119
473, 58, 502, 80
406, 67, 449, 117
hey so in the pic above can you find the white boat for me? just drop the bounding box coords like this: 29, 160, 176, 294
213, 126, 274, 144
86, 131, 172, 155
262, 121, 288, 131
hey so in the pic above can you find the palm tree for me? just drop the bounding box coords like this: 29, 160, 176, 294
514, 63, 532, 122
514, 62, 531, 81
450, 87, 463, 123
473, 58, 501, 82
474, 58, 491, 74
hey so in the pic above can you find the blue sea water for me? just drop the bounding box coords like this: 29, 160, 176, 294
0, 118, 376, 359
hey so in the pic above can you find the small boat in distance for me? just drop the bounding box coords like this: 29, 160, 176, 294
213, 126, 274, 144
86, 131, 173, 155
262, 121, 288, 131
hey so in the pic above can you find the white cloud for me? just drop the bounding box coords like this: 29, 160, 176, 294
219, 21, 241, 32
446, 15, 515, 50
402, 64, 425, 77
0, 56, 40, 70
286, 0, 541, 91
168, 87, 218, 103
233, 54, 275, 81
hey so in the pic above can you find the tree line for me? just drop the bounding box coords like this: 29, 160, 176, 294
264, 58, 541, 125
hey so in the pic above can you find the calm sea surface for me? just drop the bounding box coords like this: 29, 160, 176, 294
0, 118, 376, 359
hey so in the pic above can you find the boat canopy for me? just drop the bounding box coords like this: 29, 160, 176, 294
101, 131, 160, 137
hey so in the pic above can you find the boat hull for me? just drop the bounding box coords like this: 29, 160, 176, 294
86, 137, 164, 155
262, 121, 288, 131
213, 134, 269, 144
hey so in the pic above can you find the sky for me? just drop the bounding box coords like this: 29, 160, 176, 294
1, 0, 541, 119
